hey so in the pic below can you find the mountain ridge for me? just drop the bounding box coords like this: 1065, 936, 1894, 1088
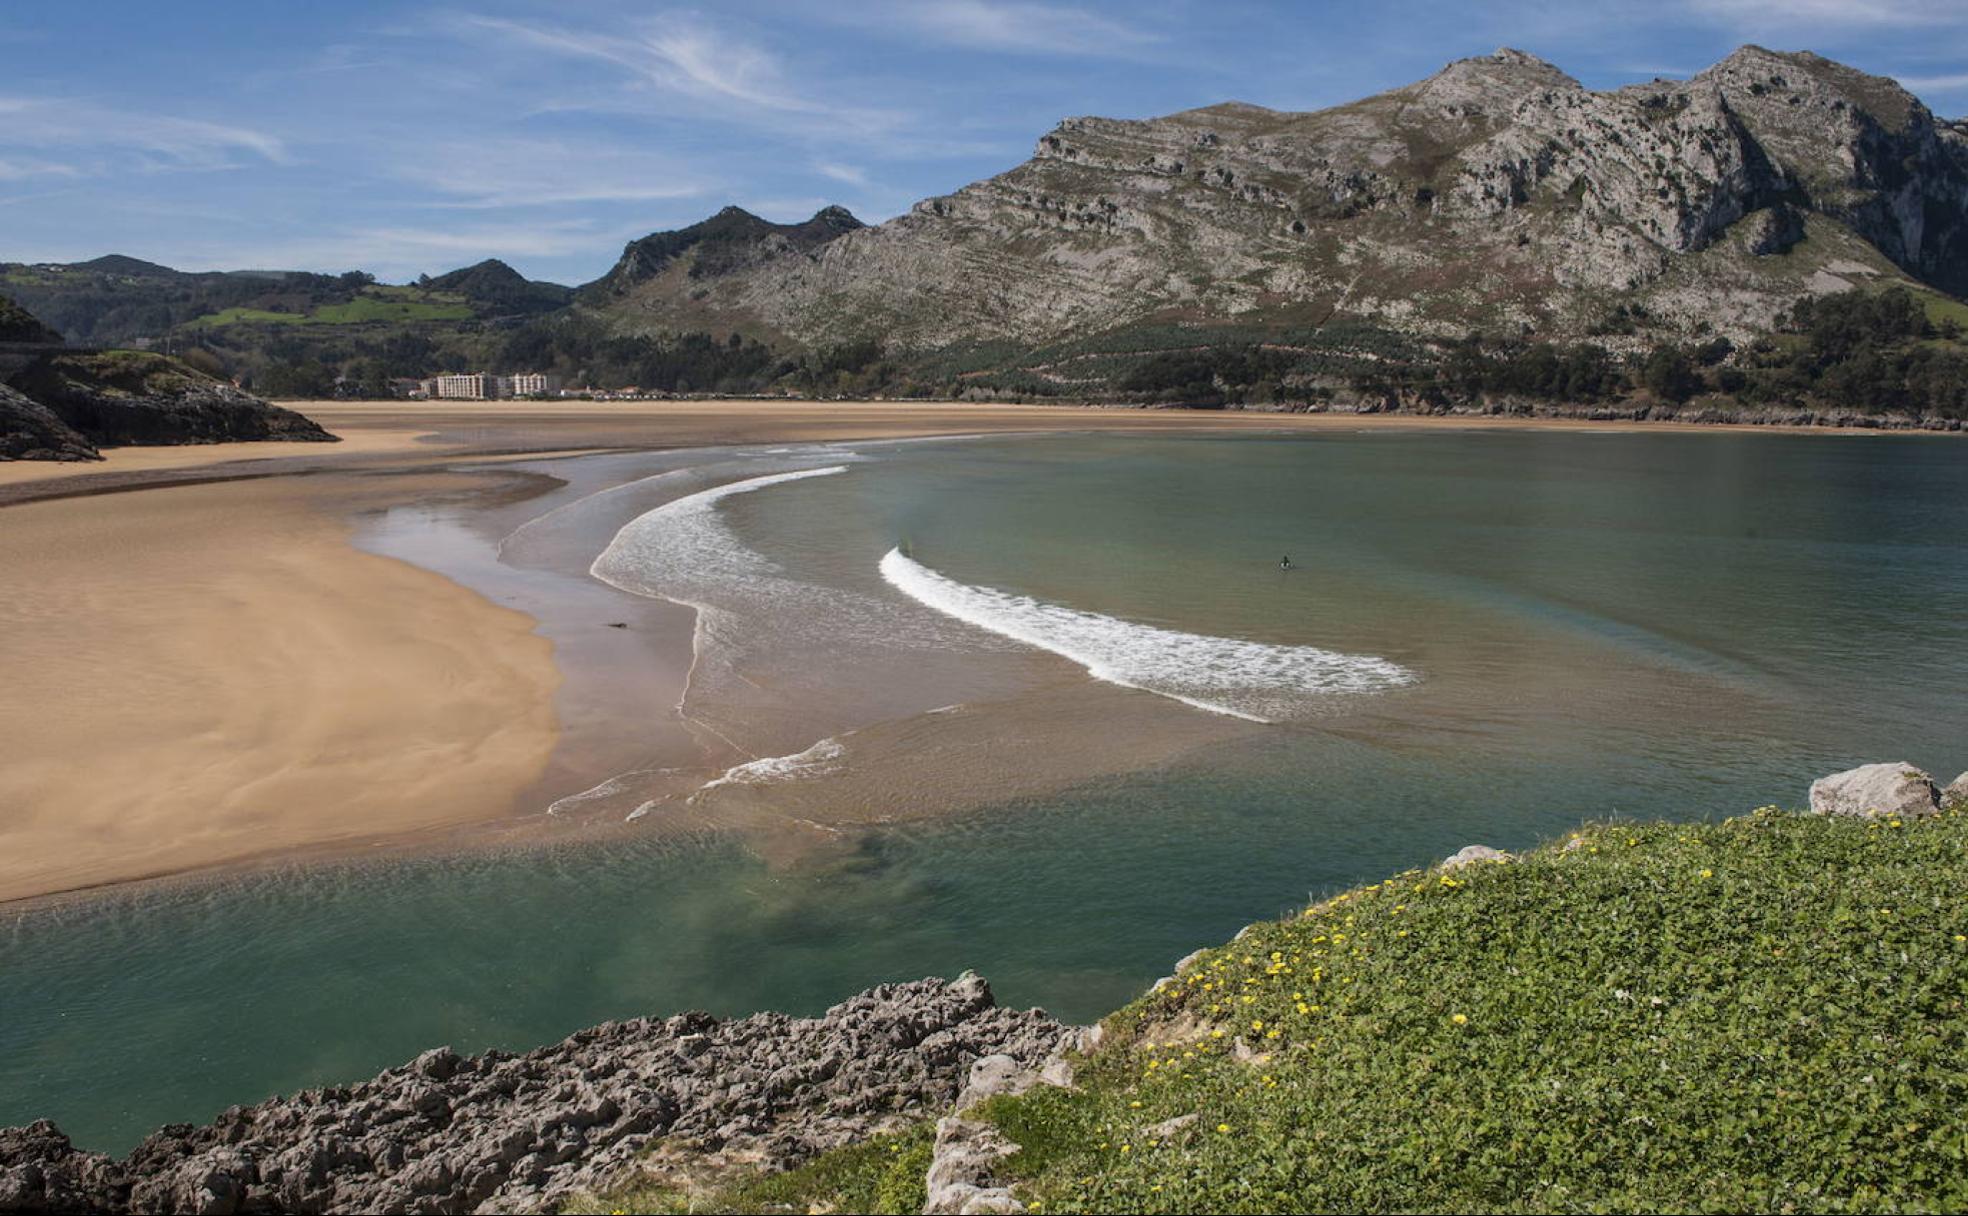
582, 44, 1964, 356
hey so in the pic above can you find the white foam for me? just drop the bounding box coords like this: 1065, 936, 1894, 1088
695, 738, 846, 797
545, 769, 679, 817
589, 465, 850, 597
879, 548, 1414, 722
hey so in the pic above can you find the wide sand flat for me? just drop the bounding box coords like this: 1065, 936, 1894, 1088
0, 399, 1912, 904
0, 474, 560, 902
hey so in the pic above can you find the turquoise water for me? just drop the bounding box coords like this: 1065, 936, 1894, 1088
5, 429, 1967, 1152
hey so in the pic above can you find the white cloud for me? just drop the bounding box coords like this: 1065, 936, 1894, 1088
1683, 0, 1968, 27
863, 0, 1160, 56
0, 155, 81, 182
1895, 71, 1968, 91
814, 161, 871, 187
168, 218, 652, 279
398, 137, 711, 210
0, 96, 288, 173
456, 13, 900, 131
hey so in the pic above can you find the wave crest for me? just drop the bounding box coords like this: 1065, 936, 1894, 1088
879, 548, 1413, 722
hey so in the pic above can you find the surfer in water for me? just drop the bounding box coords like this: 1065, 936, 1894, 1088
1280, 555, 1292, 571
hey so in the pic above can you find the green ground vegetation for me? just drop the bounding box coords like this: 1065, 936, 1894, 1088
564, 1122, 934, 1215
990, 807, 1968, 1213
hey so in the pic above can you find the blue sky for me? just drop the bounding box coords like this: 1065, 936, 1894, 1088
3, 0, 1965, 285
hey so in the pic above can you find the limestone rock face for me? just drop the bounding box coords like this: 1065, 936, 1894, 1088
1808, 762, 1941, 819
0, 975, 1072, 1215
590, 46, 1968, 353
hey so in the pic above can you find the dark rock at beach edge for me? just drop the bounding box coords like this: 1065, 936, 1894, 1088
7, 351, 335, 454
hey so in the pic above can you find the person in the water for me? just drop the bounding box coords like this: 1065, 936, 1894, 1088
1280, 555, 1291, 570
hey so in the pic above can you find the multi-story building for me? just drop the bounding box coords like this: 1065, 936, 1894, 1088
431, 373, 493, 400
508, 373, 561, 398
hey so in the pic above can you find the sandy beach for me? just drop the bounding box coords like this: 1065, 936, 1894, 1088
0, 399, 1923, 905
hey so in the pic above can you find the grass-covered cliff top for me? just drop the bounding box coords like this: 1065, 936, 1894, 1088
580, 806, 1968, 1214
14, 350, 218, 398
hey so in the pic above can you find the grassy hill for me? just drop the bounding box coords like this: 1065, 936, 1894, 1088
577, 804, 1968, 1214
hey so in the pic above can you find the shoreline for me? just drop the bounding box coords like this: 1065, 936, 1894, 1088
1, 398, 1954, 909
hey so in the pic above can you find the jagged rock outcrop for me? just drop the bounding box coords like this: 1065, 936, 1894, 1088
8, 351, 334, 452
585, 205, 865, 302
589, 47, 1966, 352
0, 383, 98, 461
0, 975, 1072, 1215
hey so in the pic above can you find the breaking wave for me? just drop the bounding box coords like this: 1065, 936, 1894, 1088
878, 548, 1414, 722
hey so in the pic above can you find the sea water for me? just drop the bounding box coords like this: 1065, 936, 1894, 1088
5, 428, 1967, 1151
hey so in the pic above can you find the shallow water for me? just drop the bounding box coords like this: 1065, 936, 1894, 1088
6, 428, 1967, 1152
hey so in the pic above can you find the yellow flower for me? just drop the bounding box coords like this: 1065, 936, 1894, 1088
1452, 1013, 1469, 1025
1700, 868, 1714, 879
1217, 1123, 1232, 1134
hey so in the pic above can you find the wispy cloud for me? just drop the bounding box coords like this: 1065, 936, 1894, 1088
814, 161, 871, 187
398, 137, 711, 210
171, 218, 652, 278
1895, 71, 1968, 91
0, 96, 288, 173
455, 12, 902, 132
846, 0, 1161, 56
0, 155, 82, 182
1683, 0, 1968, 27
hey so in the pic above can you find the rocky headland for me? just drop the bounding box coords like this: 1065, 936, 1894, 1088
0, 295, 334, 462
0, 976, 1070, 1215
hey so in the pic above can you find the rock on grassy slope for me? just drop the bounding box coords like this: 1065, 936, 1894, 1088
580, 795, 1968, 1215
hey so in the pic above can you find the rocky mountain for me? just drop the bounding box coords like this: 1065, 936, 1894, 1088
589, 46, 1967, 363
583, 205, 865, 302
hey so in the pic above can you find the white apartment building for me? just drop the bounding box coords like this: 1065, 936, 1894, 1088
508, 373, 561, 397
431, 372, 493, 400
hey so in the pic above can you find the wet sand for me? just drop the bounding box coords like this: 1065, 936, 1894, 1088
0, 399, 1929, 905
